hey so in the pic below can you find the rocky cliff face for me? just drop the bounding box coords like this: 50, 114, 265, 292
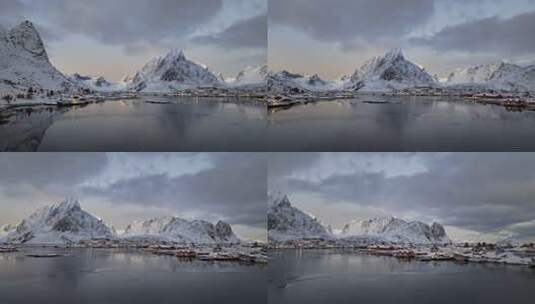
447, 62, 535, 92
127, 49, 221, 92
0, 21, 72, 92
3, 199, 115, 244
123, 216, 240, 244
268, 192, 331, 242
349, 49, 435, 91
341, 216, 451, 244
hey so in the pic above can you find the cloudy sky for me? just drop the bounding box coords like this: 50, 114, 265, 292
269, 153, 535, 243
0, 0, 266, 81
269, 0, 535, 80
0, 153, 267, 241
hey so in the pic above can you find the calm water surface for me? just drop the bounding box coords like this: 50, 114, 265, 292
269, 249, 535, 304
0, 248, 265, 304
268, 96, 535, 151
0, 97, 266, 151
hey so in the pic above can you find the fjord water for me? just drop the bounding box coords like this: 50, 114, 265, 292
268, 96, 535, 151
0, 97, 266, 151
269, 250, 535, 304
0, 248, 265, 304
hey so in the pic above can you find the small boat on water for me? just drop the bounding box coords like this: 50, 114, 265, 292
363, 100, 389, 104
145, 100, 171, 104
26, 253, 63, 258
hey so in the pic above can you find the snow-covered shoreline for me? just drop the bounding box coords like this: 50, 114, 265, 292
269, 242, 535, 267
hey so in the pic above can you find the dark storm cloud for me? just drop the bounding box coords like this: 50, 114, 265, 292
412, 11, 535, 56
193, 14, 267, 49
84, 153, 267, 228
12, 0, 223, 48
270, 153, 535, 238
269, 0, 434, 43
0, 153, 108, 197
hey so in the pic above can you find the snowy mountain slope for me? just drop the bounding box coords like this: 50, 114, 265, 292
122, 216, 240, 244
0, 21, 72, 92
69, 73, 122, 92
446, 62, 535, 92
340, 216, 450, 244
230, 65, 268, 87
267, 192, 331, 242
447, 62, 517, 84
127, 50, 221, 92
3, 198, 115, 245
349, 49, 436, 92
0, 224, 16, 239
267, 70, 342, 93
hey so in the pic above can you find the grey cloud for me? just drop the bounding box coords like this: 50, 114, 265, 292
18, 0, 223, 49
0, 153, 108, 197
271, 153, 535, 239
0, 0, 25, 26
270, 0, 434, 44
412, 11, 535, 56
193, 14, 267, 49
84, 153, 267, 228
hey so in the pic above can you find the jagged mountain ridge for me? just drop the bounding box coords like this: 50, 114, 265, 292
447, 61, 535, 92
0, 21, 72, 92
0, 224, 16, 238
267, 192, 331, 242
123, 216, 240, 244
69, 73, 119, 92
267, 192, 450, 244
340, 216, 451, 244
231, 65, 268, 87
267, 70, 341, 93
2, 199, 114, 245
349, 49, 436, 91
0, 199, 242, 245
127, 49, 221, 92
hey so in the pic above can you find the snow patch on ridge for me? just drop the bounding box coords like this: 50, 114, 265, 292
122, 216, 240, 244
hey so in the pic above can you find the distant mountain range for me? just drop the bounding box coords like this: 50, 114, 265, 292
0, 199, 240, 245
0, 20, 266, 94
268, 192, 451, 245
340, 216, 450, 244
446, 61, 535, 92
268, 49, 535, 93
123, 216, 240, 244
1, 20, 533, 94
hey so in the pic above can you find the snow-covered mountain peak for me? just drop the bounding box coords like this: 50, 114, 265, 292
162, 49, 186, 63
349, 48, 435, 91
8, 20, 48, 60
51, 197, 82, 212
341, 216, 451, 244
446, 61, 535, 91
268, 193, 331, 242
0, 20, 72, 92
123, 216, 240, 244
383, 48, 405, 62
127, 49, 220, 92
3, 199, 114, 245
268, 191, 290, 207
231, 65, 268, 86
